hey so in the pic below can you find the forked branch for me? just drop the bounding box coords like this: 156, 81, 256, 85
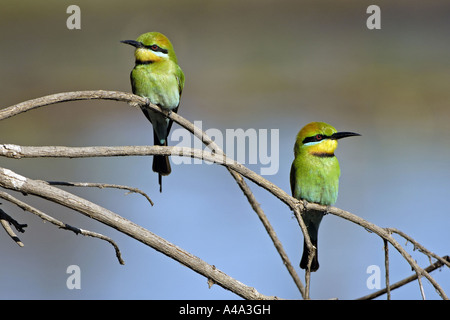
0, 90, 448, 300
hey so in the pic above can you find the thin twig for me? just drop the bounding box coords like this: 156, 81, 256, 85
384, 239, 391, 300
309, 202, 448, 300
227, 167, 306, 298
46, 181, 154, 206
0, 191, 125, 264
357, 256, 449, 300
0, 208, 27, 247
386, 228, 450, 269
0, 90, 145, 121
417, 274, 426, 300
292, 205, 314, 299
186, 117, 306, 297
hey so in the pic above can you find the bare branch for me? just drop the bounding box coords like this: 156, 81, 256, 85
384, 239, 391, 300
305, 203, 449, 300
357, 256, 450, 300
0, 208, 26, 247
0, 90, 307, 296
417, 274, 426, 300
227, 167, 306, 299
0, 144, 307, 297
0, 90, 146, 121
1, 90, 448, 299
386, 228, 450, 269
0, 167, 277, 300
0, 190, 125, 264
46, 181, 154, 206
292, 206, 314, 299
1, 143, 447, 299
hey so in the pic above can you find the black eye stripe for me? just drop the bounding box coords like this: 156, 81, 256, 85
302, 134, 330, 144
144, 44, 169, 54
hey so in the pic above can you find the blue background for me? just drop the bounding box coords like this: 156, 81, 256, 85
0, 0, 449, 299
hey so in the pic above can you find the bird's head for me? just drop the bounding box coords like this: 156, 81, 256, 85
294, 122, 360, 158
121, 32, 177, 64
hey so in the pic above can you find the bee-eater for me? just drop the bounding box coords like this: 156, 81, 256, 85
121, 32, 184, 192
290, 122, 360, 271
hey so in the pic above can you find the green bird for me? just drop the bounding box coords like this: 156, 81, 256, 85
290, 122, 360, 271
121, 32, 185, 192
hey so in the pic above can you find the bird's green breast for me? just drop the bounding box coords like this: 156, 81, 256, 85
291, 153, 340, 206
131, 61, 182, 110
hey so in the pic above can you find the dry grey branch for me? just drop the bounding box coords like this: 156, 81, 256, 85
46, 181, 154, 206
384, 239, 391, 300
1, 90, 448, 300
357, 256, 450, 300
304, 202, 448, 299
0, 208, 26, 247
0, 145, 306, 297
2, 143, 448, 299
386, 228, 450, 269
0, 90, 146, 121
0, 86, 312, 296
0, 167, 276, 300
0, 190, 125, 264
0, 90, 307, 298
227, 167, 306, 298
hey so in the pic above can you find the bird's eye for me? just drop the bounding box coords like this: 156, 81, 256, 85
150, 44, 159, 51
302, 134, 327, 145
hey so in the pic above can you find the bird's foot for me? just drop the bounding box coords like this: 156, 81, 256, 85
163, 110, 173, 120
301, 199, 309, 210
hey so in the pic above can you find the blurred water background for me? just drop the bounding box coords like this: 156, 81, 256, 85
0, 0, 449, 299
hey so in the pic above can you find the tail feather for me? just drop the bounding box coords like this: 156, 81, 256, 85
300, 238, 319, 271
152, 155, 171, 175
152, 131, 171, 193
299, 209, 324, 272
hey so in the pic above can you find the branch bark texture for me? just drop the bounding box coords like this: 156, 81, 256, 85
0, 90, 448, 300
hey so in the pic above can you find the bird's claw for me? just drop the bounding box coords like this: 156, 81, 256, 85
161, 109, 172, 118
302, 199, 309, 210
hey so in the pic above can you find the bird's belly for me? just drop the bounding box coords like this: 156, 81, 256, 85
133, 71, 180, 110
144, 86, 179, 110
300, 182, 338, 206
295, 160, 340, 206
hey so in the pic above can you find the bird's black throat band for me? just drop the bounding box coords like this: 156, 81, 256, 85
311, 152, 335, 158
135, 60, 154, 65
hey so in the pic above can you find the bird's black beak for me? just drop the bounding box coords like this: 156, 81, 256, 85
331, 132, 361, 140
120, 40, 143, 48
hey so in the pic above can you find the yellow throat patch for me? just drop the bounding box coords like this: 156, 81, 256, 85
307, 139, 338, 157
135, 48, 163, 63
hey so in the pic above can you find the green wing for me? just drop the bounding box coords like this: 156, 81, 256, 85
289, 161, 296, 198
176, 65, 185, 98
